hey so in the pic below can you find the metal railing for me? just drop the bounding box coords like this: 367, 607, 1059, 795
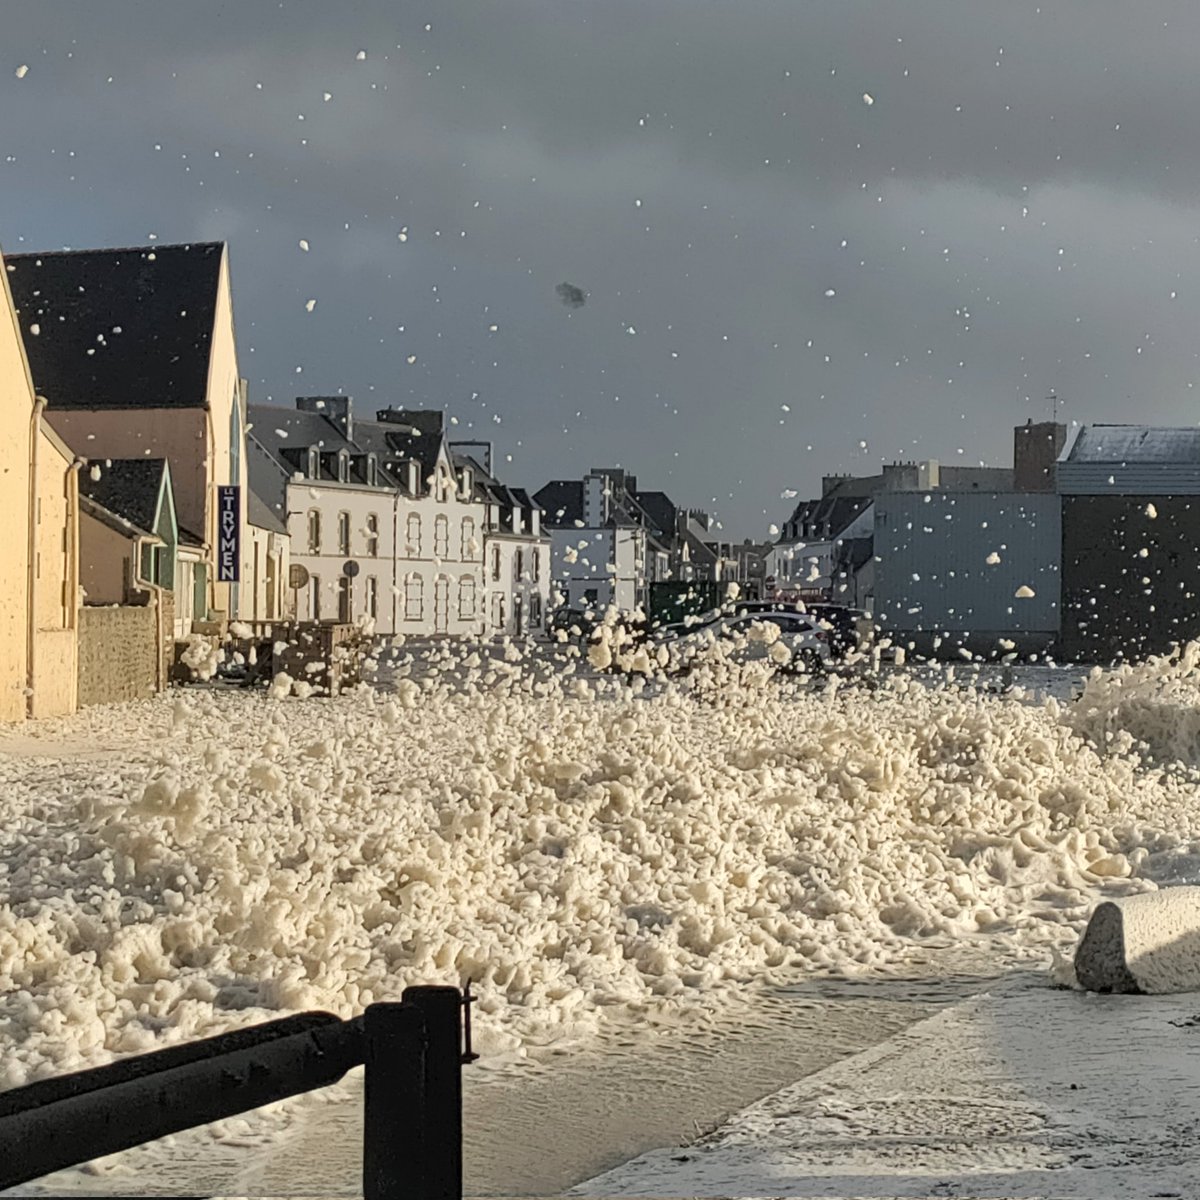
0, 984, 475, 1200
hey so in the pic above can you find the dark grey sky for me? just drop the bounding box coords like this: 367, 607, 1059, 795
4, 2, 1200, 534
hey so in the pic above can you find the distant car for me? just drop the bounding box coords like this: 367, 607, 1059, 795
660, 611, 832, 676
805, 604, 872, 660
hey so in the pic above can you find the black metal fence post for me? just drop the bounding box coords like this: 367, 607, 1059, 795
363, 1002, 428, 1200
402, 986, 465, 1200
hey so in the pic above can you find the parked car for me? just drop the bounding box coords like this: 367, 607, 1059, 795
805, 604, 873, 660
659, 610, 832, 677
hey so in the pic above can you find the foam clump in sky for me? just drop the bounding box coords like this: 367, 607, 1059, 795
4, 642, 1200, 1088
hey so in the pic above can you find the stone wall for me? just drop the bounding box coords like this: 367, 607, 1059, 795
78, 603, 159, 707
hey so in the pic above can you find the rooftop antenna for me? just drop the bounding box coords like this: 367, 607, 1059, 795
1047, 390, 1061, 424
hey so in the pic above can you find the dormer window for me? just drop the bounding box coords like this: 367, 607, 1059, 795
337, 449, 350, 483
460, 466, 473, 498
407, 461, 420, 495
307, 447, 320, 479
367, 453, 378, 486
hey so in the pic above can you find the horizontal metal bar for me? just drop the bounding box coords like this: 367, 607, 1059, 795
0, 1011, 343, 1119
0, 1014, 364, 1190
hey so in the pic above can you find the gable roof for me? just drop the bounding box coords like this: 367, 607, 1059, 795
632, 490, 678, 540
5, 242, 224, 411
79, 458, 167, 534
1065, 424, 1200, 464
781, 494, 872, 542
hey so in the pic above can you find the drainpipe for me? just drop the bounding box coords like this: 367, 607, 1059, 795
26, 396, 46, 716
391, 488, 400, 637
133, 536, 167, 691
66, 459, 83, 636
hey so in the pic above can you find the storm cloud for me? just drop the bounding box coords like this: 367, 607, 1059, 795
3, 1, 1199, 531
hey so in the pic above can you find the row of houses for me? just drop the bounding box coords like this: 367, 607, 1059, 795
534, 466, 770, 615
767, 418, 1200, 663
0, 237, 553, 721
249, 398, 549, 637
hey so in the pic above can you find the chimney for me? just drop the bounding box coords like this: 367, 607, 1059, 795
584, 474, 605, 526
1014, 420, 1067, 492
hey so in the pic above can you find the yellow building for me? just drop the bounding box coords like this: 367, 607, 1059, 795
5, 241, 264, 635
0, 246, 80, 722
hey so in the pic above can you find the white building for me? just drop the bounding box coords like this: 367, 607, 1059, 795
249, 397, 549, 638
547, 525, 648, 613
536, 469, 662, 616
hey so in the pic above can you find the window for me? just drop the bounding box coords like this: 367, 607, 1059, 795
366, 575, 378, 620
532, 548, 540, 583
406, 513, 422, 556
366, 513, 379, 557
367, 454, 378, 486
307, 509, 321, 554
434, 514, 449, 557
492, 545, 501, 582
308, 447, 320, 479
311, 575, 322, 620
337, 575, 351, 623
531, 593, 542, 627
492, 592, 506, 629
515, 548, 524, 581
458, 575, 477, 619
338, 511, 351, 556
405, 573, 424, 620
460, 517, 476, 559
337, 450, 349, 483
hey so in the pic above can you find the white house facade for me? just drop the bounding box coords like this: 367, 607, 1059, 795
548, 525, 647, 614
249, 397, 547, 639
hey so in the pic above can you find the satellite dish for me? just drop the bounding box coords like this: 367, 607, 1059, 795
289, 564, 310, 589
343, 560, 360, 578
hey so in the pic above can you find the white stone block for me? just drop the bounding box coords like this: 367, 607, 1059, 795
1074, 887, 1200, 994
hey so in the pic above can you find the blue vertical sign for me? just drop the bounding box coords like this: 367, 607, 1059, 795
217, 485, 240, 582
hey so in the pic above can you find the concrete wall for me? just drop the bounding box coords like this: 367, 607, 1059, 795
1059, 494, 1200, 662
30, 630, 77, 717
78, 604, 158, 707
0, 250, 32, 722
873, 492, 1061, 656
80, 510, 135, 605
30, 429, 79, 716
244, 523, 291, 622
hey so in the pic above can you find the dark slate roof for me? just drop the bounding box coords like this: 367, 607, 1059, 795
633, 490, 678, 540
783, 495, 872, 541
246, 434, 291, 533
80, 494, 153, 540
6, 242, 224, 411
682, 531, 720, 566
248, 403, 407, 489
1066, 424, 1200, 464
534, 480, 584, 526
370, 408, 446, 474
247, 486, 286, 534
79, 458, 166, 534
